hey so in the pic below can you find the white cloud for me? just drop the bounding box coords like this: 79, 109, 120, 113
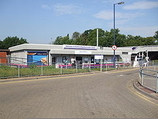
94, 10, 142, 20
41, 4, 51, 10
101, 0, 122, 4
94, 10, 112, 20
53, 4, 82, 15
123, 1, 158, 10
120, 26, 158, 37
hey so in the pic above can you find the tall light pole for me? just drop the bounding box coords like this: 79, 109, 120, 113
113, 2, 124, 68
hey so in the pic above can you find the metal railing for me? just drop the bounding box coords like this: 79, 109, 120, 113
0, 56, 133, 79
0, 61, 132, 79
139, 68, 158, 93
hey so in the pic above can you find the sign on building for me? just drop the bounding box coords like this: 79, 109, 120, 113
95, 55, 103, 59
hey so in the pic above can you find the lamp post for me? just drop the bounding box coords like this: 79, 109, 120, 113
113, 2, 124, 68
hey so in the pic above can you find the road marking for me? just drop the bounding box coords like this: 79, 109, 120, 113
127, 79, 158, 106
109, 68, 139, 74
0, 73, 95, 84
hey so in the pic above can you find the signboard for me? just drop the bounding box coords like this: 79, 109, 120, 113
112, 45, 117, 50
75, 50, 92, 54
63, 45, 97, 50
27, 51, 48, 65
95, 55, 103, 59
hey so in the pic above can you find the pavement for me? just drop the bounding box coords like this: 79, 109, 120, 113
133, 78, 158, 100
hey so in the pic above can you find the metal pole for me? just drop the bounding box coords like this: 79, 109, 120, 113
156, 72, 158, 93
76, 63, 78, 73
113, 4, 116, 68
41, 63, 43, 76
100, 58, 102, 72
141, 69, 143, 85
97, 28, 99, 47
60, 65, 63, 74
89, 62, 91, 72
113, 2, 124, 68
18, 65, 20, 77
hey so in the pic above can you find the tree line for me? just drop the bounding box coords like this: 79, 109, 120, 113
53, 28, 158, 47
0, 29, 158, 49
0, 36, 28, 49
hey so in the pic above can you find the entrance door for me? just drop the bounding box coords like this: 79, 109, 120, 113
91, 57, 94, 63
76, 57, 82, 64
52, 57, 56, 65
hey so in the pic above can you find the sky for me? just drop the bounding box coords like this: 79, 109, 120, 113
0, 0, 158, 44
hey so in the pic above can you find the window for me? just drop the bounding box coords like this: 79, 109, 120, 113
122, 52, 128, 54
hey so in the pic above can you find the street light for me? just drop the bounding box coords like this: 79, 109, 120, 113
113, 2, 124, 68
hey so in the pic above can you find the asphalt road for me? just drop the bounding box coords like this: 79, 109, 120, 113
0, 69, 158, 119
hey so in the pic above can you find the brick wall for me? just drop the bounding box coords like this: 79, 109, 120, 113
0, 52, 7, 63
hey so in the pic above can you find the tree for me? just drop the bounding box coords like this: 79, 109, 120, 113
71, 32, 81, 45
0, 36, 28, 49
72, 32, 80, 40
53, 36, 71, 45
53, 36, 63, 45
80, 29, 92, 45
0, 40, 4, 49
154, 31, 158, 39
144, 37, 157, 45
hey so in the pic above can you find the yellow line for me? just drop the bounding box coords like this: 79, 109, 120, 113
0, 73, 95, 84
110, 68, 139, 74
127, 80, 158, 106
132, 90, 158, 106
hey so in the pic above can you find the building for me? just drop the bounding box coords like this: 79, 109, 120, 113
9, 44, 158, 67
0, 49, 10, 64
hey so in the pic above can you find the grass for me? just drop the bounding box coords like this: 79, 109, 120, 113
0, 65, 91, 79
0, 65, 18, 78
0, 65, 132, 79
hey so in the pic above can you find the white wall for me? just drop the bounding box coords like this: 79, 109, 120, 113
11, 51, 27, 65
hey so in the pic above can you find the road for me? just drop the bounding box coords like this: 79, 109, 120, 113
0, 69, 158, 118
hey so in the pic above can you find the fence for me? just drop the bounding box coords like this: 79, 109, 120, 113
139, 68, 158, 93
0, 61, 132, 79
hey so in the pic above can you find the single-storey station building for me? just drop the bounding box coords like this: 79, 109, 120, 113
9, 44, 158, 67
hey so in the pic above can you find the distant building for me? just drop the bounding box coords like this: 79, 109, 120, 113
0, 49, 10, 64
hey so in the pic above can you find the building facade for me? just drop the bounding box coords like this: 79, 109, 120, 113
9, 44, 158, 67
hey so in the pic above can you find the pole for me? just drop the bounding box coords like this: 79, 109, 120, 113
60, 65, 63, 74
18, 65, 20, 77
76, 63, 78, 73
100, 57, 102, 72
97, 28, 98, 47
113, 2, 124, 68
156, 72, 158, 93
41, 63, 43, 76
113, 4, 116, 68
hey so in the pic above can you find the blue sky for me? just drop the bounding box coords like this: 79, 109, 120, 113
0, 0, 158, 44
